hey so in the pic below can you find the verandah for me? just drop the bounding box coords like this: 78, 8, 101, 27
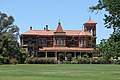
36, 51, 93, 60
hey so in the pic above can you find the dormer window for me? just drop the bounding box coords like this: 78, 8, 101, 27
80, 40, 87, 47
56, 38, 64, 45
80, 40, 84, 46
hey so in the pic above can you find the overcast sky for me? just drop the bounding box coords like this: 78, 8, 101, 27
0, 0, 113, 44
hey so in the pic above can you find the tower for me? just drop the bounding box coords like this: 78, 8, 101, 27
83, 19, 97, 47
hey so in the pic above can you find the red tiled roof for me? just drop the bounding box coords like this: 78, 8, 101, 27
56, 23, 64, 32
21, 30, 92, 36
39, 47, 94, 51
22, 30, 55, 35
79, 30, 91, 36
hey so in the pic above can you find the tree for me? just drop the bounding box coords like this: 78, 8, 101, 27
89, 0, 120, 31
0, 12, 19, 57
89, 0, 120, 60
97, 29, 120, 60
98, 38, 120, 60
18, 48, 27, 64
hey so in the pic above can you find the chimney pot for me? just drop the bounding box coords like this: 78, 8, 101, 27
44, 27, 46, 30
46, 25, 48, 31
30, 26, 32, 30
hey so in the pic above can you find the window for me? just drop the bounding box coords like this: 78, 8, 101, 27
28, 38, 32, 45
37, 38, 47, 46
23, 39, 27, 45
84, 40, 86, 45
80, 40, 87, 46
88, 40, 91, 45
42, 38, 47, 46
38, 38, 42, 45
93, 30, 96, 35
80, 40, 84, 46
56, 39, 64, 45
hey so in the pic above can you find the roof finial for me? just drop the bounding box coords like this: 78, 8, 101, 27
82, 25, 84, 31
58, 19, 61, 25
89, 16, 91, 20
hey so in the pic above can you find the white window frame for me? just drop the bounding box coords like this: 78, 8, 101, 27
80, 40, 84, 46
56, 38, 64, 45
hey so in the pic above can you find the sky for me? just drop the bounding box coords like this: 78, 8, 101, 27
0, 0, 113, 44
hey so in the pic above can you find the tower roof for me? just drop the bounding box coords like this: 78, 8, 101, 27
56, 22, 64, 32
85, 19, 96, 24
83, 19, 97, 26
86, 20, 96, 23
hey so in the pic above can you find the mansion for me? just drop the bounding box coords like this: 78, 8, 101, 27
20, 19, 97, 60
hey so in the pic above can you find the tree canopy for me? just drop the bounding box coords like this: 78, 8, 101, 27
90, 0, 120, 31
89, 0, 120, 60
98, 37, 120, 60
0, 12, 19, 57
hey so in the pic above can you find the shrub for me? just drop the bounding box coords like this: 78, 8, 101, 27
0, 56, 10, 64
10, 58, 18, 64
109, 59, 118, 64
71, 58, 78, 64
25, 58, 57, 64
63, 61, 72, 64
67, 54, 72, 61
38, 59, 46, 64
77, 58, 90, 64
0, 56, 4, 64
76, 57, 108, 64
91, 57, 107, 64
83, 54, 89, 58
0, 62, 2, 65
3, 57, 10, 64
25, 58, 35, 64
19, 55, 26, 64
58, 53, 64, 62
117, 60, 120, 64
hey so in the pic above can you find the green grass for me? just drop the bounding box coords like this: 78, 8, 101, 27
0, 64, 120, 80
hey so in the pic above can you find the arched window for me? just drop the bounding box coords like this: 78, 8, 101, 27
93, 29, 96, 35
38, 38, 42, 45
42, 38, 47, 46
71, 36, 75, 46
28, 38, 32, 45
80, 40, 84, 46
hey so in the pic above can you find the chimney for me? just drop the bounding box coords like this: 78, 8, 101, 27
44, 27, 46, 30
46, 25, 48, 31
30, 26, 32, 30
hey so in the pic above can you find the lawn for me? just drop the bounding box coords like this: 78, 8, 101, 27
0, 64, 120, 80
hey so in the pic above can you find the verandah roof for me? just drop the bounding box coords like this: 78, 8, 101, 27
39, 47, 94, 52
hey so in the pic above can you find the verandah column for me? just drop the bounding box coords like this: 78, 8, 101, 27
65, 51, 67, 60
55, 51, 57, 60
80, 52, 81, 58
45, 51, 47, 58
74, 51, 76, 58
92, 51, 94, 58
